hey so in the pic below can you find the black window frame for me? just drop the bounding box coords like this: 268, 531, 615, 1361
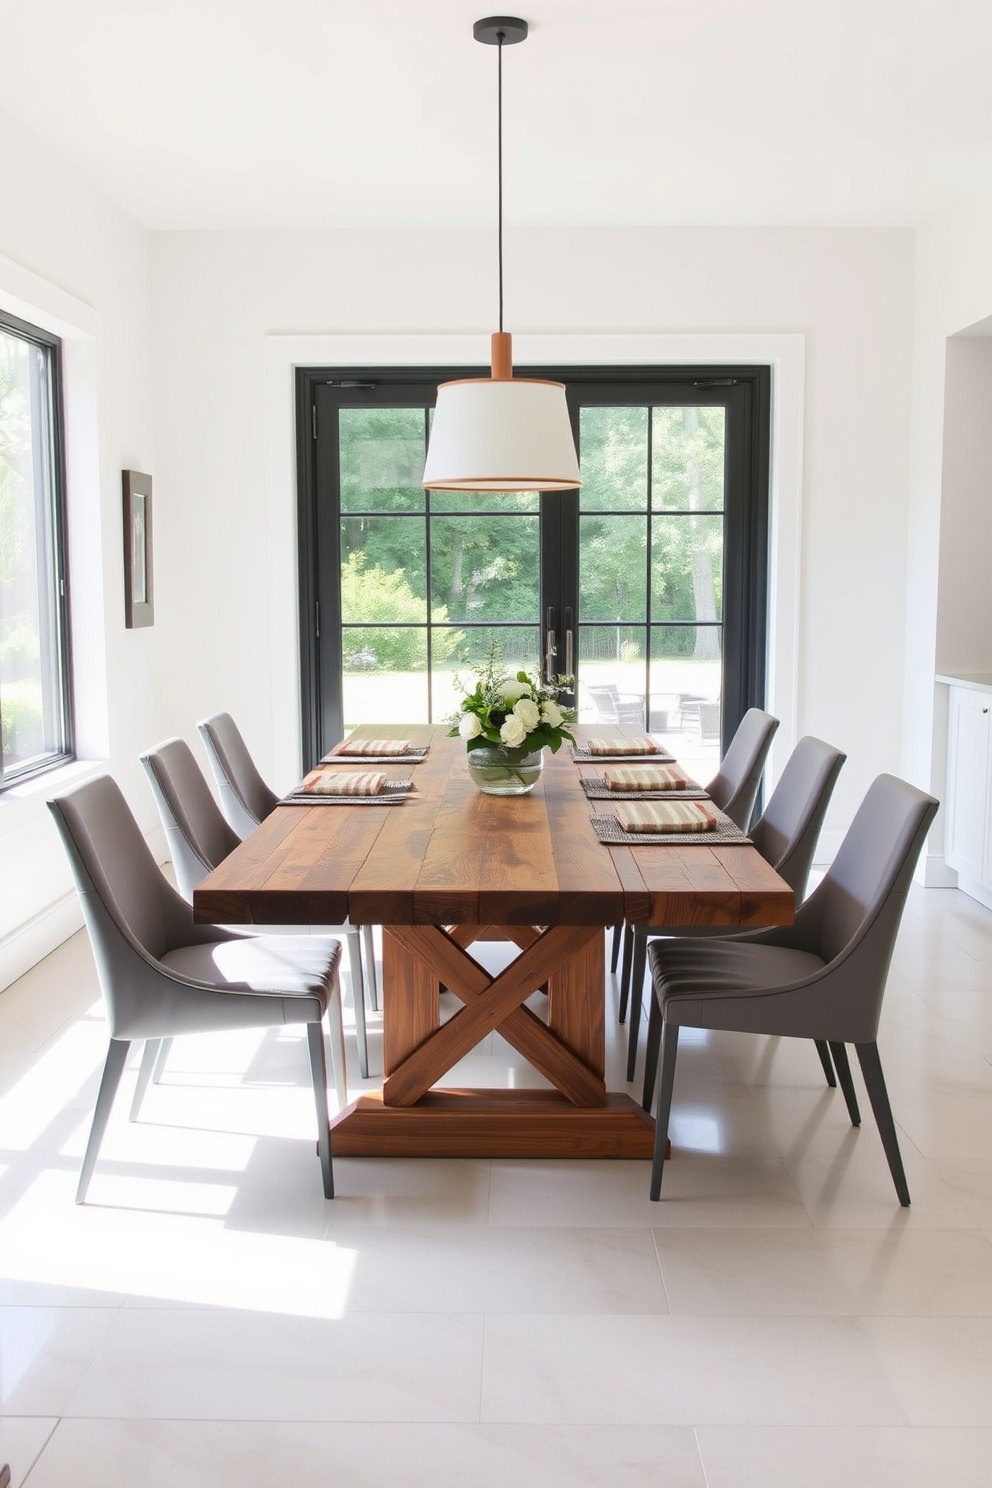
296, 364, 770, 770
0, 307, 74, 789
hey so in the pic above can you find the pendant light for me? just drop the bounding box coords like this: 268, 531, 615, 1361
421, 16, 581, 493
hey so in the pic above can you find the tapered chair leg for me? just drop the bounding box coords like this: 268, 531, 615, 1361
306, 1021, 334, 1200
610, 922, 622, 973
344, 928, 370, 1079
362, 924, 379, 1011
324, 988, 349, 1112
625, 926, 649, 1082
642, 994, 663, 1113
815, 1039, 836, 1087
856, 1041, 911, 1206
649, 1022, 680, 1200
618, 925, 634, 1022
829, 1041, 861, 1126
129, 1039, 161, 1122
77, 1038, 131, 1204
151, 1036, 172, 1083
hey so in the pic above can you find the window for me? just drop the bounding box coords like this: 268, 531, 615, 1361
297, 365, 769, 772
0, 310, 72, 787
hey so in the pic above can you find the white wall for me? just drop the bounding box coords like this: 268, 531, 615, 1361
0, 106, 161, 989
900, 197, 992, 882
150, 224, 915, 859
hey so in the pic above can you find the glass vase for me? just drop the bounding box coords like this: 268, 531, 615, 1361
466, 744, 544, 795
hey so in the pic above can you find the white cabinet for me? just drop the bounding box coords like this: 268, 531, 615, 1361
944, 682, 992, 898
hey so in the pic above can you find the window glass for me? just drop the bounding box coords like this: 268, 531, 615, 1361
0, 314, 71, 786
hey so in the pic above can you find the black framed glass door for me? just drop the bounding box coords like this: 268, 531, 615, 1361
297, 366, 769, 773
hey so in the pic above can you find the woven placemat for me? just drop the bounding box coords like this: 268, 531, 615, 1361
322, 745, 429, 764
571, 746, 675, 764
281, 780, 414, 806
590, 809, 750, 846
581, 778, 708, 801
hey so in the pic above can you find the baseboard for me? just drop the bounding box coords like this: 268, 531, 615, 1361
0, 891, 83, 994
950, 874, 992, 911
0, 821, 170, 995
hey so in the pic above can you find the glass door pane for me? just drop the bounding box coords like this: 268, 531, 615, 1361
575, 403, 727, 780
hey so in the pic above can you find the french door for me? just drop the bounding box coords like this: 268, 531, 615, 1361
297, 366, 769, 771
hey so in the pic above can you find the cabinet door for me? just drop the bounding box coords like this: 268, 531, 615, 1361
945, 686, 992, 883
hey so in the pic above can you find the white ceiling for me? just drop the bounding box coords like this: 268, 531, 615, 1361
1, 0, 990, 231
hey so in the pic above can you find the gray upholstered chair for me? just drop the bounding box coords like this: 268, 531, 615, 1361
617, 706, 780, 1021
621, 735, 846, 1082
140, 736, 370, 1078
47, 775, 345, 1203
641, 773, 939, 1205
198, 710, 379, 1015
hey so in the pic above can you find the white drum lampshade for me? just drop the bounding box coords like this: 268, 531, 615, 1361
423, 375, 581, 493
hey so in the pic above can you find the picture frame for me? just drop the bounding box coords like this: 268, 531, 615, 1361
122, 469, 154, 628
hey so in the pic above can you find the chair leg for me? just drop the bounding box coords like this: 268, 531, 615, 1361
345, 929, 370, 1080
642, 994, 663, 1113
152, 1036, 172, 1084
625, 926, 649, 1083
618, 924, 634, 1022
609, 922, 622, 973
305, 1021, 335, 1200
77, 1039, 131, 1204
363, 924, 379, 1011
829, 1041, 861, 1126
129, 1039, 160, 1122
815, 1039, 836, 1087
325, 985, 349, 1113
649, 1022, 680, 1200
856, 1041, 911, 1207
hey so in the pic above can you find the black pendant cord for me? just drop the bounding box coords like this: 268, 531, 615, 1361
497, 29, 504, 334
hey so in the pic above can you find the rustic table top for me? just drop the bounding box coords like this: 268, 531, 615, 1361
192, 724, 794, 933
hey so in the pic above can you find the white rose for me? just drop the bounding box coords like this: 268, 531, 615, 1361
459, 711, 483, 740
500, 714, 528, 747
540, 700, 563, 727
500, 680, 530, 703
513, 698, 540, 730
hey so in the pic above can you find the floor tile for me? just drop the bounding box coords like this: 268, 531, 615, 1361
655, 1227, 992, 1315
480, 1314, 903, 1424
0, 1417, 58, 1488
861, 1317, 992, 1426
22, 1420, 705, 1488
695, 1425, 992, 1488
63, 1307, 485, 1421
0, 1306, 120, 1414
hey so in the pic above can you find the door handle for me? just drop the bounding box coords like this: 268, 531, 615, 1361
545, 607, 557, 682
564, 607, 574, 679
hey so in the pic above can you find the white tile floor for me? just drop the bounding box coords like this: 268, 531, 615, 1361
2, 886, 992, 1486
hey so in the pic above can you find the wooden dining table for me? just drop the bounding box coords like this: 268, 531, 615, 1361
193, 724, 794, 1161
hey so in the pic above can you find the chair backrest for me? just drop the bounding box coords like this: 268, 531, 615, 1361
810, 773, 938, 972
750, 735, 846, 899
140, 737, 241, 901
707, 707, 779, 829
47, 776, 198, 1036
197, 711, 279, 838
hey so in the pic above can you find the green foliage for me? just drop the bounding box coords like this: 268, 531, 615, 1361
1, 683, 43, 760
340, 551, 464, 671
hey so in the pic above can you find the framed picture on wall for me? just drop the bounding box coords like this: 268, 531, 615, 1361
122, 469, 154, 628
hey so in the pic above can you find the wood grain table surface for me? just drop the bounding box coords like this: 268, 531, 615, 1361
193, 724, 794, 1161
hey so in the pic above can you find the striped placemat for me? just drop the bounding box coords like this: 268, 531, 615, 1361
581, 778, 710, 801
323, 745, 429, 764
281, 780, 415, 806
590, 809, 750, 846
571, 747, 675, 764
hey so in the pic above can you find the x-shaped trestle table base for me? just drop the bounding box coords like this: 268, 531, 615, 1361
328, 923, 656, 1159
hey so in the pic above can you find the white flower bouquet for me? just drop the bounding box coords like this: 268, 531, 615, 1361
448, 645, 577, 758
